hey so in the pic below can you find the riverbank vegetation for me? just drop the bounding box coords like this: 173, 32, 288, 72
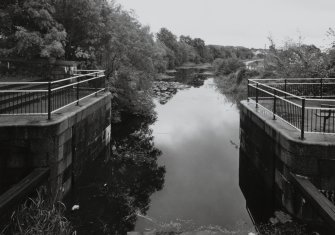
2, 0, 335, 234
0, 0, 211, 116
0, 0, 257, 114
214, 32, 335, 104
1, 188, 72, 235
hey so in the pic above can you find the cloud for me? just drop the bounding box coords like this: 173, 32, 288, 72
117, 0, 335, 48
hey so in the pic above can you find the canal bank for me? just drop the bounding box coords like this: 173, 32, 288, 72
0, 92, 112, 204
240, 99, 335, 232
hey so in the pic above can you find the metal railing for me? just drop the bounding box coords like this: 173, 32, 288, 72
0, 70, 106, 119
248, 78, 335, 138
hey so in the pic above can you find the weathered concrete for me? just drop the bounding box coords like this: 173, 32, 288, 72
0, 92, 112, 199
240, 100, 335, 228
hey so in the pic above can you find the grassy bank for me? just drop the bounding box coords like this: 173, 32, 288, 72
1, 188, 73, 235
214, 68, 259, 105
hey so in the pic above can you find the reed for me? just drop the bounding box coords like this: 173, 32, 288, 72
1, 188, 73, 235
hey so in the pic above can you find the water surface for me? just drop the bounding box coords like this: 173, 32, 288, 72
136, 78, 252, 231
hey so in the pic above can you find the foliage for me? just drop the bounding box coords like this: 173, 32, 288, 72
1, 188, 73, 235
156, 28, 212, 69
214, 66, 259, 105
112, 69, 155, 116
264, 37, 329, 78
208, 45, 253, 60
214, 72, 248, 105
53, 0, 109, 62
213, 57, 245, 75
156, 28, 181, 68
53, 0, 159, 116
0, 0, 66, 59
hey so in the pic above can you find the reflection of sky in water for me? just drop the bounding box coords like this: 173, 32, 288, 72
136, 78, 251, 230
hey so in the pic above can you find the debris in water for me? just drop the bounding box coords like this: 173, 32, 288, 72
72, 205, 80, 211
270, 211, 292, 224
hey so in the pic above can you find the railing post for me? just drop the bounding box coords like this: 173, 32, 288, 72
320, 78, 323, 98
95, 72, 98, 97
76, 76, 79, 105
301, 98, 305, 140
256, 83, 259, 108
48, 81, 51, 120
104, 73, 106, 91
247, 80, 249, 102
284, 79, 287, 99
273, 89, 277, 120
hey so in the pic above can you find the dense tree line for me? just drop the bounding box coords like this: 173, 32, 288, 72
155, 28, 213, 69
0, 0, 220, 115
4, 1, 334, 114
0, 0, 161, 115
0, 0, 256, 76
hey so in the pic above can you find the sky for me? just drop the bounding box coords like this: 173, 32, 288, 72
117, 0, 335, 49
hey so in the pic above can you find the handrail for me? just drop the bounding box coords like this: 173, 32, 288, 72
250, 82, 303, 100
50, 71, 98, 84
0, 70, 106, 119
0, 90, 48, 93
51, 75, 105, 92
248, 78, 335, 136
0, 81, 49, 85
258, 82, 335, 85
250, 77, 333, 81
249, 84, 302, 108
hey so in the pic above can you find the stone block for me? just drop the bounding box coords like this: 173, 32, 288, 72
58, 128, 72, 147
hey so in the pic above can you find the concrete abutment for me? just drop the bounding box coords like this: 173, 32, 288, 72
0, 93, 112, 199
240, 100, 335, 230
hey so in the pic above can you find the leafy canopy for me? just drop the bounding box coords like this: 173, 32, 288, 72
0, 0, 66, 59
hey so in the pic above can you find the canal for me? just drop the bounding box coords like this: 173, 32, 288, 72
66, 74, 318, 234
67, 76, 257, 234
134, 78, 252, 232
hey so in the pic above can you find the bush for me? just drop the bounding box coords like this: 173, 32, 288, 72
213, 58, 245, 75
1, 188, 73, 235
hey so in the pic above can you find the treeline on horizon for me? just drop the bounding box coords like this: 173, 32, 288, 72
0, 0, 257, 70
0, 0, 258, 114
1, 0, 335, 113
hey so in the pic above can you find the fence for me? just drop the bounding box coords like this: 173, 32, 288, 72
248, 78, 335, 138
0, 70, 106, 119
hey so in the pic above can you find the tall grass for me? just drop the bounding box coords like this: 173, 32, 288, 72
1, 188, 73, 235
214, 68, 260, 105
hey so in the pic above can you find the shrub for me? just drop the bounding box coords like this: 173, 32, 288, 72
213, 58, 245, 75
1, 188, 73, 235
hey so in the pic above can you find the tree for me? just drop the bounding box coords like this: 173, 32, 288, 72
53, 0, 110, 62
179, 35, 193, 45
264, 38, 328, 78
156, 28, 178, 53
0, 0, 66, 59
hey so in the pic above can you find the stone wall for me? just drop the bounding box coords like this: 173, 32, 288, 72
0, 93, 111, 199
240, 100, 335, 225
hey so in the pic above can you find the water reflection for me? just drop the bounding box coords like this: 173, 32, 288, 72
66, 113, 165, 234
135, 78, 251, 232
239, 143, 320, 234
213, 77, 247, 107
239, 150, 275, 226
